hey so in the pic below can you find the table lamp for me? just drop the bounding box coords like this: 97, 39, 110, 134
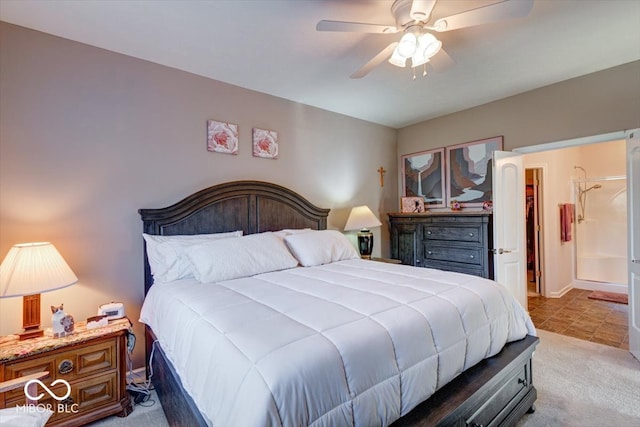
0, 242, 78, 340
344, 205, 382, 259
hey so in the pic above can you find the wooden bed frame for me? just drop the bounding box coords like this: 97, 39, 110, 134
139, 180, 538, 426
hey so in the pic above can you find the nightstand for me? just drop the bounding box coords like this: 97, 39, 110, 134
0, 318, 133, 426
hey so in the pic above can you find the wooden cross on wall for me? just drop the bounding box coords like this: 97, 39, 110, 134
378, 166, 386, 187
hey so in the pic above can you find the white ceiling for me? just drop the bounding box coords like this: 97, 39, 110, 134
2, 0, 639, 128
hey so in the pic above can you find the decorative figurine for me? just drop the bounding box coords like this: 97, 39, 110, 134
450, 200, 462, 211
51, 304, 75, 338
483, 200, 493, 211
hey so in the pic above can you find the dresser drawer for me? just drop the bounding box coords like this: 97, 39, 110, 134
466, 362, 531, 427
3, 339, 117, 400
423, 260, 484, 278
423, 244, 484, 267
423, 225, 484, 244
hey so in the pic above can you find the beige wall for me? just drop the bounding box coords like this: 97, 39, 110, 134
398, 61, 640, 156
0, 23, 397, 366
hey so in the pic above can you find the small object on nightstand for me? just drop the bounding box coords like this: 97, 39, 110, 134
98, 301, 126, 320
51, 304, 74, 338
451, 200, 462, 211
87, 315, 109, 329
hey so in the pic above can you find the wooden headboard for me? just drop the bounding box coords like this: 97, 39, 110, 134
138, 180, 330, 294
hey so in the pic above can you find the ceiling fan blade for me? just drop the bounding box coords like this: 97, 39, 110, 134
428, 47, 454, 72
431, 0, 534, 32
351, 42, 399, 79
410, 0, 437, 22
316, 20, 398, 34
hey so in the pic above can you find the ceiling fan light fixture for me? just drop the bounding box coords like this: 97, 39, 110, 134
419, 33, 442, 58
397, 32, 417, 58
389, 47, 408, 67
411, 51, 429, 68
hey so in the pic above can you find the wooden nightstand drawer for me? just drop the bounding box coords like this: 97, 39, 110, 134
4, 339, 116, 397
6, 371, 119, 425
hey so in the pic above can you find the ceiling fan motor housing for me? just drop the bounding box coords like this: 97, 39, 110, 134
392, 0, 430, 28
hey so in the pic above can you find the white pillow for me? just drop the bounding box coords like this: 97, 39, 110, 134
284, 230, 360, 267
272, 228, 313, 240
143, 231, 243, 283
185, 232, 299, 283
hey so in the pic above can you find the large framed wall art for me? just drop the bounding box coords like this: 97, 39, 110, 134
445, 136, 503, 207
402, 147, 446, 208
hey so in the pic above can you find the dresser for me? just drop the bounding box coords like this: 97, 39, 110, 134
388, 212, 494, 279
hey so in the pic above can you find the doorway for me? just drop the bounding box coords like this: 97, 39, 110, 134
525, 168, 543, 296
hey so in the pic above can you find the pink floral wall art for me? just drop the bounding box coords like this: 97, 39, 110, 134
207, 120, 238, 155
252, 128, 278, 159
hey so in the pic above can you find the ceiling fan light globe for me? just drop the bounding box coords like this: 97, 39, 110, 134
389, 48, 407, 67
424, 39, 442, 58
411, 53, 429, 68
397, 32, 417, 58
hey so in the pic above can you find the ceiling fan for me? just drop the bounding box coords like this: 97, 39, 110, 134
316, 0, 534, 79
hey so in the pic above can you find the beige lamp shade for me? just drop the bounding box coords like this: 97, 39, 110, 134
0, 242, 78, 298
344, 206, 382, 232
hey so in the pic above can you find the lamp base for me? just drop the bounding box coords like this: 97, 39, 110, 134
19, 328, 44, 341
20, 293, 43, 340
357, 230, 374, 259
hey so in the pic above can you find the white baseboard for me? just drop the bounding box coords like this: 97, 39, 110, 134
573, 280, 628, 295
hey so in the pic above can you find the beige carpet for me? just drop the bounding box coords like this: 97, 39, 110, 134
517, 330, 640, 427
91, 330, 640, 426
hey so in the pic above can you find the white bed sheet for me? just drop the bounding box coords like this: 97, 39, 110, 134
140, 259, 535, 427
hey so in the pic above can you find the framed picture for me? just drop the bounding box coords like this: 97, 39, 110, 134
402, 148, 446, 208
446, 136, 503, 207
401, 197, 425, 213
207, 120, 238, 155
252, 128, 278, 159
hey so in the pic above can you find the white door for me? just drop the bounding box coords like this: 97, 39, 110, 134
493, 151, 527, 309
627, 129, 640, 361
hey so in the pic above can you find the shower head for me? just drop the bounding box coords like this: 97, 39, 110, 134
583, 184, 602, 193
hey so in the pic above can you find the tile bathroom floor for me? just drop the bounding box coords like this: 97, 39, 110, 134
527, 288, 629, 350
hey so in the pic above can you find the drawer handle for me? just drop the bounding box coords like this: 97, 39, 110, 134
469, 232, 474, 237
470, 255, 474, 259
518, 377, 528, 387
427, 231, 432, 235
427, 251, 433, 255
61, 396, 75, 406
58, 359, 74, 375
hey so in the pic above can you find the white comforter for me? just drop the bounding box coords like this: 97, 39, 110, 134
140, 259, 535, 427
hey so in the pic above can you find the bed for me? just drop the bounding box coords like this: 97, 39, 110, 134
138, 180, 538, 427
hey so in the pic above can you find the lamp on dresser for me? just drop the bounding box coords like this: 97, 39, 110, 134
344, 205, 382, 259
0, 242, 78, 340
